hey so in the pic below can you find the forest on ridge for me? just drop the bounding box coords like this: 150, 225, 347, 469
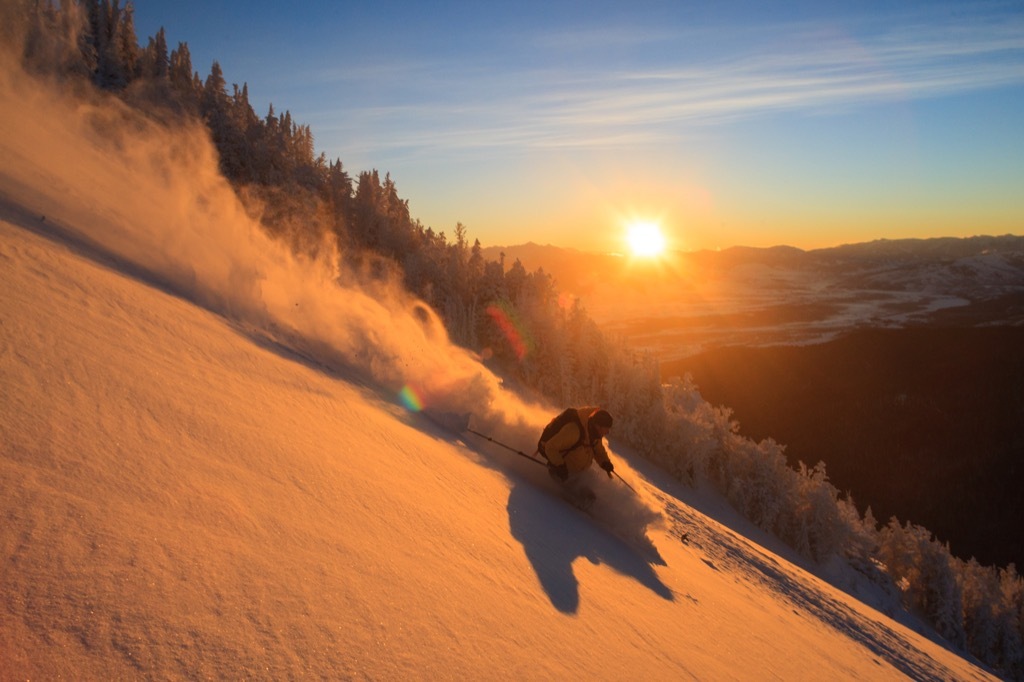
5, 1, 1024, 676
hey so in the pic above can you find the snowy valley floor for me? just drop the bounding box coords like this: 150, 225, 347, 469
0, 207, 999, 679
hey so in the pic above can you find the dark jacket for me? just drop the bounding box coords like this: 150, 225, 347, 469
538, 406, 612, 474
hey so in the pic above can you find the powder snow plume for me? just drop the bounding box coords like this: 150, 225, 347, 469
0, 51, 662, 539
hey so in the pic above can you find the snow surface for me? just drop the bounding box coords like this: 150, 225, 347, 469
0, 54, 999, 680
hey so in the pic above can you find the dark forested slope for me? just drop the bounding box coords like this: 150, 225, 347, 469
663, 326, 1024, 568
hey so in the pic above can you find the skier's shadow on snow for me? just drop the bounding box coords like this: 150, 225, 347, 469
507, 482, 673, 614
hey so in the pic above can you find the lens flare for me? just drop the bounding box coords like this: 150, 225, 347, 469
398, 384, 424, 412
485, 302, 530, 361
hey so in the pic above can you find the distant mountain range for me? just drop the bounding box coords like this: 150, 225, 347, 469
485, 235, 1024, 357
484, 234, 1024, 299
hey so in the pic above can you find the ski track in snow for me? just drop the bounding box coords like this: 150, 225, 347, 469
442, 396, 987, 682
648, 485, 977, 682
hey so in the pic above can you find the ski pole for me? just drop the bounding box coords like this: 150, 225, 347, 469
465, 428, 547, 468
467, 427, 639, 494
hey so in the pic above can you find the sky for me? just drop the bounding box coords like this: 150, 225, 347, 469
131, 0, 1024, 253
0, 53, 999, 677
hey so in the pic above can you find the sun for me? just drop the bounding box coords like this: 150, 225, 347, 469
626, 221, 666, 258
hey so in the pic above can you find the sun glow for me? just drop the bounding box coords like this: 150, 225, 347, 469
626, 221, 666, 258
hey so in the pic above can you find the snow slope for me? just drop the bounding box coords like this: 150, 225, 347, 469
0, 56, 999, 680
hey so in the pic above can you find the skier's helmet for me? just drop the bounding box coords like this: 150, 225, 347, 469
591, 409, 613, 429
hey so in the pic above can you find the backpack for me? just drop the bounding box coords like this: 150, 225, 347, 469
538, 408, 588, 459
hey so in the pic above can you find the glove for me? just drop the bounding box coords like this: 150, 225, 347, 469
549, 463, 569, 482
599, 460, 614, 474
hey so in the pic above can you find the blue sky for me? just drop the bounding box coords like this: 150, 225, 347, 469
132, 1, 1024, 252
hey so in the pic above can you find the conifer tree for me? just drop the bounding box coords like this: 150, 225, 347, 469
117, 1, 140, 81
92, 0, 127, 89
145, 26, 168, 79
168, 41, 196, 100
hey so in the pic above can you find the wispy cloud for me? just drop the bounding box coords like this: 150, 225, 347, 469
312, 8, 1024, 162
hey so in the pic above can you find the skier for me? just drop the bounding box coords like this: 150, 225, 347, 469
537, 407, 615, 482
